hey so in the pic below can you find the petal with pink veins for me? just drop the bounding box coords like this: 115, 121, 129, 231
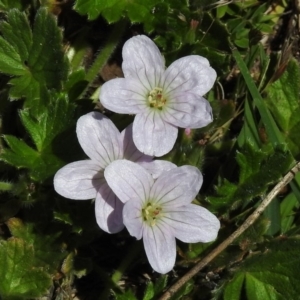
163, 55, 216, 96
95, 182, 124, 234
104, 160, 153, 203
54, 160, 104, 200
133, 111, 178, 157
76, 112, 123, 168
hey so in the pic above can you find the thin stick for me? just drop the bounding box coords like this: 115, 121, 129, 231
159, 161, 300, 300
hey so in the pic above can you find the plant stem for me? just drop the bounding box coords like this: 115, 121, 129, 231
99, 241, 142, 299
159, 161, 300, 300
81, 19, 127, 98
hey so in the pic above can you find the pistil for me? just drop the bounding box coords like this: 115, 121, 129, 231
148, 87, 166, 110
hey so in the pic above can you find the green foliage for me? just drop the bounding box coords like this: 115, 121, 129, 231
0, 218, 65, 299
0, 0, 27, 11
0, 93, 75, 181
74, 0, 157, 29
170, 280, 194, 300
0, 8, 68, 106
265, 58, 300, 158
143, 275, 168, 300
0, 1, 299, 299
115, 289, 137, 300
208, 143, 294, 212
19, 94, 74, 152
216, 237, 300, 300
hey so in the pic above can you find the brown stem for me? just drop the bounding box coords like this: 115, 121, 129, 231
159, 161, 300, 300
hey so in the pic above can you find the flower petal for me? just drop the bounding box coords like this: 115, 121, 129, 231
137, 160, 177, 179
123, 198, 144, 240
100, 78, 147, 114
122, 35, 165, 89
163, 55, 217, 96
104, 159, 153, 203
121, 123, 153, 162
54, 160, 104, 200
76, 112, 122, 168
165, 204, 220, 243
133, 111, 178, 157
143, 223, 176, 274
162, 93, 213, 128
150, 166, 203, 207
95, 182, 124, 234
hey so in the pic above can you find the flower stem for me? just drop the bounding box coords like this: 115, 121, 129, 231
158, 161, 300, 300
99, 241, 142, 298
81, 19, 127, 97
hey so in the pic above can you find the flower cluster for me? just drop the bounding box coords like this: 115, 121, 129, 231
54, 35, 220, 273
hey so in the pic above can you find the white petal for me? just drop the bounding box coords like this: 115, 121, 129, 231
122, 35, 165, 89
133, 111, 178, 157
76, 112, 123, 168
163, 55, 217, 96
100, 78, 148, 114
150, 166, 203, 208
143, 223, 176, 274
54, 161, 104, 200
162, 93, 213, 128
165, 204, 220, 243
123, 198, 144, 239
104, 159, 153, 203
137, 160, 177, 179
121, 123, 153, 162
95, 183, 124, 234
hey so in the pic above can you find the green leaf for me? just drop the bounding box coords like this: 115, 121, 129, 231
232, 48, 284, 146
0, 238, 52, 299
208, 143, 294, 212
223, 273, 244, 300
0, 36, 26, 75
170, 280, 194, 300
280, 193, 299, 234
0, 134, 64, 182
0, 8, 68, 105
1, 135, 40, 168
265, 58, 300, 157
74, 0, 157, 26
19, 94, 75, 152
1, 8, 32, 61
221, 237, 300, 300
143, 281, 154, 300
0, 0, 27, 11
115, 289, 137, 300
142, 275, 168, 300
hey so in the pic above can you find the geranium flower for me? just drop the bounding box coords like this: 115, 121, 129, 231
54, 112, 175, 234
104, 159, 220, 274
100, 35, 217, 156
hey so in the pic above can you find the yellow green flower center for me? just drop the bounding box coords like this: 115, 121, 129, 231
142, 202, 163, 226
148, 87, 166, 110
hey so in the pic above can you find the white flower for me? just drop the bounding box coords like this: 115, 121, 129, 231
54, 112, 175, 234
104, 159, 220, 274
100, 35, 217, 157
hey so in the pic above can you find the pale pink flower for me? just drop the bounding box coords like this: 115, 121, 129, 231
100, 35, 216, 156
54, 112, 175, 234
105, 160, 220, 274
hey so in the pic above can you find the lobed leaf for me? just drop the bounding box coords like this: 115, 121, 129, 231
19, 94, 75, 152
265, 59, 300, 158
0, 237, 52, 299
208, 143, 294, 212
220, 237, 300, 300
74, 0, 157, 24
0, 8, 68, 104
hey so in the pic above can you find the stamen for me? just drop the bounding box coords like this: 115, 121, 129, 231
148, 87, 166, 110
142, 202, 163, 226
